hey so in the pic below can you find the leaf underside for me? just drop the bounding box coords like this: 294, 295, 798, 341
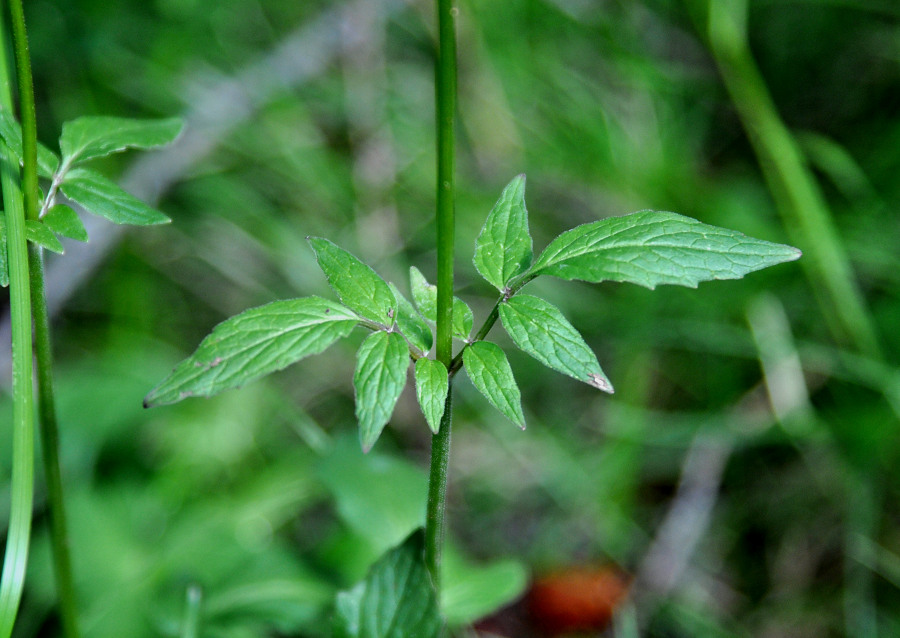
462, 341, 525, 428
144, 297, 359, 406
333, 529, 442, 638
530, 210, 802, 289
499, 294, 613, 392
354, 331, 410, 452
473, 174, 533, 291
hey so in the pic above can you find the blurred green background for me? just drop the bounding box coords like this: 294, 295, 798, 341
1, 0, 899, 636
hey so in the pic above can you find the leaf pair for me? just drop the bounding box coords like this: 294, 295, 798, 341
146, 237, 448, 452
460, 174, 800, 428
0, 111, 183, 285
473, 174, 802, 293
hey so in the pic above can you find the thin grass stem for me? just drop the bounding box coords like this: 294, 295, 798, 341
0, 11, 34, 637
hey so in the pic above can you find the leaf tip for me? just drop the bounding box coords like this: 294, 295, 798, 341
588, 373, 614, 393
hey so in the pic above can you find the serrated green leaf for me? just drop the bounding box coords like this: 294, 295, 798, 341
409, 266, 474, 341
333, 529, 442, 638
500, 295, 613, 392
60, 167, 171, 225
414, 358, 448, 434
309, 237, 396, 327
473, 174, 533, 291
354, 331, 409, 452
25, 219, 64, 254
462, 341, 525, 428
42, 204, 88, 242
59, 116, 183, 164
0, 106, 59, 178
144, 297, 358, 407
389, 283, 432, 356
0, 216, 9, 287
529, 211, 802, 289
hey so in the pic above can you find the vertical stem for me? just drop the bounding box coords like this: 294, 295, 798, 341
425, 0, 457, 590
7, 0, 37, 222
5, 1, 81, 636
0, 12, 34, 638
30, 249, 80, 638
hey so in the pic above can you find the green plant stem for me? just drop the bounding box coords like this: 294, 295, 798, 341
7, 0, 37, 222
425, 0, 457, 591
30, 248, 80, 638
0, 17, 34, 638
699, 0, 881, 359
4, 2, 81, 636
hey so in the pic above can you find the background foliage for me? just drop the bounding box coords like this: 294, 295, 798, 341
1, 0, 899, 636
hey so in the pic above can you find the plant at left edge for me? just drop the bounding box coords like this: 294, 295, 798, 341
0, 3, 183, 636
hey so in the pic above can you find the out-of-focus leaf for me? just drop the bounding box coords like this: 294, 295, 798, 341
474, 174, 533, 291
353, 331, 409, 452
414, 358, 448, 434
529, 211, 802, 289
309, 237, 396, 327
59, 116, 183, 164
144, 297, 359, 406
0, 107, 59, 178
462, 341, 525, 428
442, 547, 528, 626
25, 219, 64, 254
318, 438, 427, 561
389, 283, 432, 356
409, 266, 474, 340
60, 167, 171, 225
333, 530, 442, 638
42, 204, 88, 242
500, 294, 613, 392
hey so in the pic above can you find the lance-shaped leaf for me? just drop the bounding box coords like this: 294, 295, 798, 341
0, 107, 59, 178
529, 211, 802, 289
473, 174, 533, 291
144, 297, 358, 407
25, 220, 64, 254
60, 167, 171, 225
42, 204, 88, 242
334, 529, 442, 638
59, 116, 183, 165
463, 341, 525, 428
354, 331, 409, 452
389, 283, 432, 356
409, 266, 474, 340
499, 295, 613, 392
414, 358, 448, 434
309, 237, 397, 327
